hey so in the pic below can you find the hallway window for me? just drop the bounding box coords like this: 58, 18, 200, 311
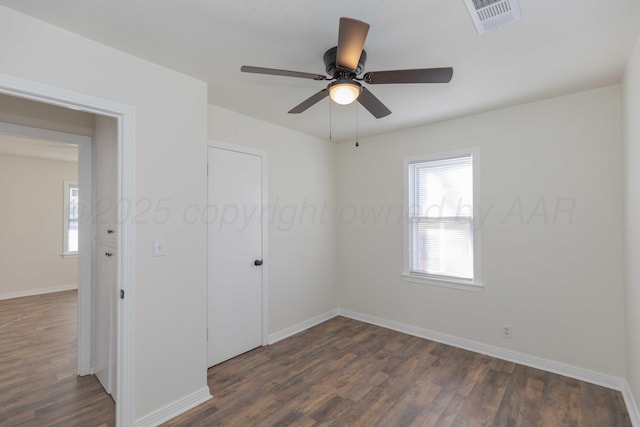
63, 181, 79, 254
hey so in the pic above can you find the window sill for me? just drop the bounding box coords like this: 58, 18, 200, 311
401, 273, 483, 292
62, 252, 78, 258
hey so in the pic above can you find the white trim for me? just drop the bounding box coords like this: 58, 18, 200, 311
338, 308, 626, 391
623, 381, 640, 427
0, 73, 136, 427
0, 284, 77, 301
77, 127, 93, 376
260, 148, 269, 346
206, 139, 270, 347
134, 387, 212, 427
268, 309, 340, 345
207, 139, 265, 158
116, 92, 136, 427
401, 273, 484, 291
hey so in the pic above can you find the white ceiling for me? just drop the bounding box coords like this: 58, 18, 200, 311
1, 0, 639, 141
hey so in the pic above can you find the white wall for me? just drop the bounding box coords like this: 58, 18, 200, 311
0, 92, 94, 136
0, 153, 78, 298
94, 115, 118, 235
0, 5, 208, 420
624, 34, 640, 414
208, 105, 337, 334
337, 85, 626, 377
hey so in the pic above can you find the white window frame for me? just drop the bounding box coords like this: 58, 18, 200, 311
402, 148, 483, 291
63, 180, 79, 256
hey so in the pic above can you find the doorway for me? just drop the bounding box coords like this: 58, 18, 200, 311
0, 73, 135, 426
0, 112, 119, 402
0, 120, 94, 368
207, 141, 268, 367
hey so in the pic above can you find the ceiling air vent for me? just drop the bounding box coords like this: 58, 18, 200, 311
464, 0, 521, 35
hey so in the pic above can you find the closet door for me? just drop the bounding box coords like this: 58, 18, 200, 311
207, 146, 264, 367
95, 242, 116, 399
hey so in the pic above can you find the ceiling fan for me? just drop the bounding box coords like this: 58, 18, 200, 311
241, 17, 453, 119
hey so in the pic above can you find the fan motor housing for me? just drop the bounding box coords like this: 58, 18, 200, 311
323, 46, 367, 76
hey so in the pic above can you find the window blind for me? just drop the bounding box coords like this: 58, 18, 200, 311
409, 155, 473, 280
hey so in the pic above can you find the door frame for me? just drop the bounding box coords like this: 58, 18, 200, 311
0, 73, 136, 427
207, 139, 269, 347
0, 121, 93, 375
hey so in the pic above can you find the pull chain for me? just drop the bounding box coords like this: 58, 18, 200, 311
355, 102, 359, 147
329, 97, 332, 142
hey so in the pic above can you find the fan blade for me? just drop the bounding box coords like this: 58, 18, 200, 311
288, 89, 329, 114
241, 66, 327, 81
336, 17, 370, 71
357, 87, 391, 118
363, 67, 453, 84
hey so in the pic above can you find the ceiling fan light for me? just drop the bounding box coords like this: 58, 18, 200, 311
328, 81, 361, 105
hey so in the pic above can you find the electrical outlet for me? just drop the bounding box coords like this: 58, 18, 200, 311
503, 324, 512, 339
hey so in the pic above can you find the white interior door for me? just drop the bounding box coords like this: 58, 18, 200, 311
208, 146, 263, 367
108, 246, 117, 402
94, 243, 113, 394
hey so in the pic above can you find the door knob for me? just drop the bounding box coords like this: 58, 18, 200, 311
254, 259, 263, 266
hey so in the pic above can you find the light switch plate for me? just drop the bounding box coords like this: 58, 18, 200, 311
153, 239, 166, 257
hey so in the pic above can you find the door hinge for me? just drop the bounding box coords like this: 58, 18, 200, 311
120, 289, 125, 299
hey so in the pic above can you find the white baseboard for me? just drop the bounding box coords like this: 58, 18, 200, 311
268, 309, 339, 344
135, 386, 212, 427
623, 381, 640, 427
0, 283, 77, 301
338, 308, 626, 392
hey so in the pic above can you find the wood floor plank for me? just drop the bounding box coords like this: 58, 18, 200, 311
0, 303, 633, 427
164, 316, 633, 426
0, 291, 114, 426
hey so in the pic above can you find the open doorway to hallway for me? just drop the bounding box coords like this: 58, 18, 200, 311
0, 93, 118, 424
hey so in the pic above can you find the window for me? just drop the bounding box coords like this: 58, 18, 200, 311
403, 150, 482, 290
63, 181, 79, 255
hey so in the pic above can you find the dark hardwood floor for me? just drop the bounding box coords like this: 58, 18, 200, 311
0, 290, 114, 427
0, 291, 631, 426
165, 316, 631, 427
